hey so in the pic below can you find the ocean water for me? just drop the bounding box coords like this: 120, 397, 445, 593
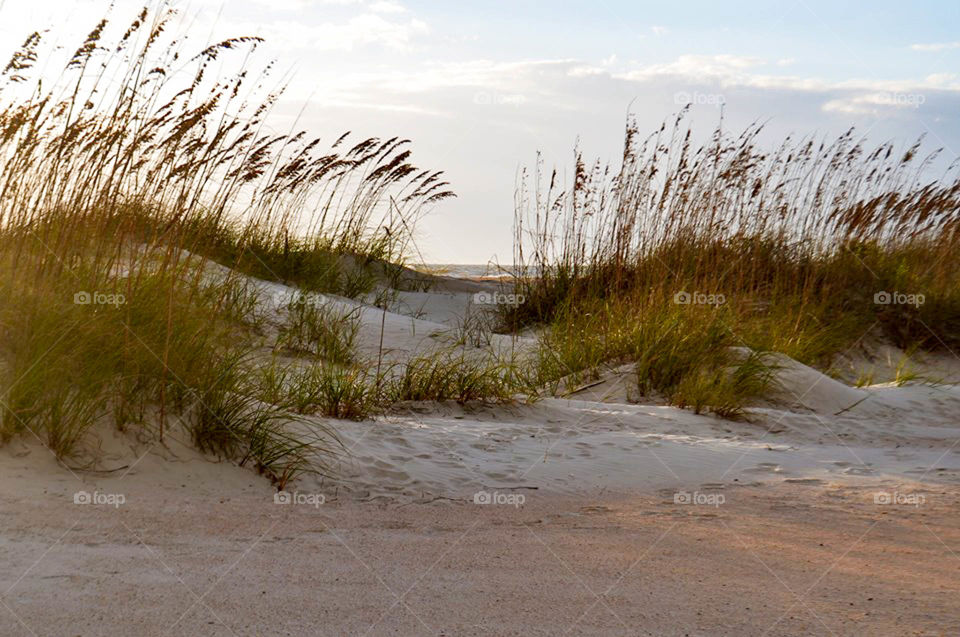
419, 263, 514, 279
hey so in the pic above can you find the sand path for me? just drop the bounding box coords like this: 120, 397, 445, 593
1, 481, 958, 636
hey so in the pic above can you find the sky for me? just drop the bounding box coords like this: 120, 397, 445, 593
1, 0, 958, 263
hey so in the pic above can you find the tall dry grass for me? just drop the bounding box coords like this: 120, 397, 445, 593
0, 5, 452, 480
508, 109, 960, 412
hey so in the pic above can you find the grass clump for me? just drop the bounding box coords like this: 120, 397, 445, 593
286, 364, 376, 421
274, 298, 360, 365
252, 349, 522, 422
384, 351, 520, 404
670, 350, 776, 419
534, 297, 775, 417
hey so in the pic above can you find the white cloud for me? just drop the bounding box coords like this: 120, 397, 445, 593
327, 58, 576, 94
245, 0, 404, 12
221, 0, 365, 11
231, 13, 428, 52
369, 0, 406, 14
926, 72, 959, 84
910, 41, 960, 52
288, 50, 960, 119
567, 54, 960, 97
823, 92, 928, 115
611, 54, 765, 83
310, 97, 447, 116
321, 13, 426, 50
650, 25, 668, 36
166, 0, 424, 53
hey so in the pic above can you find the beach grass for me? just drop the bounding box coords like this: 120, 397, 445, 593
0, 6, 452, 476
506, 110, 960, 412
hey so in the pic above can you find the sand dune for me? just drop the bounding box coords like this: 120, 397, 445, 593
3, 271, 960, 635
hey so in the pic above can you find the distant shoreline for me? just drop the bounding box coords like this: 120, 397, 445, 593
415, 263, 515, 280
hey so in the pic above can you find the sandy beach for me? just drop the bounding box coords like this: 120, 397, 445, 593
2, 469, 958, 635
2, 273, 959, 636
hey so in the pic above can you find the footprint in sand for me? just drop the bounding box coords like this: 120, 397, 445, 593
377, 469, 412, 481
842, 466, 875, 476
699, 482, 726, 490
580, 505, 613, 514
743, 462, 783, 474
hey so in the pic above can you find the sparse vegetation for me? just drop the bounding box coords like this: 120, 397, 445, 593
286, 363, 377, 421
531, 297, 776, 416
894, 352, 921, 387
274, 299, 361, 365
384, 350, 520, 404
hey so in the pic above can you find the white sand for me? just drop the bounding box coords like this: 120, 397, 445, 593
23, 265, 959, 502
